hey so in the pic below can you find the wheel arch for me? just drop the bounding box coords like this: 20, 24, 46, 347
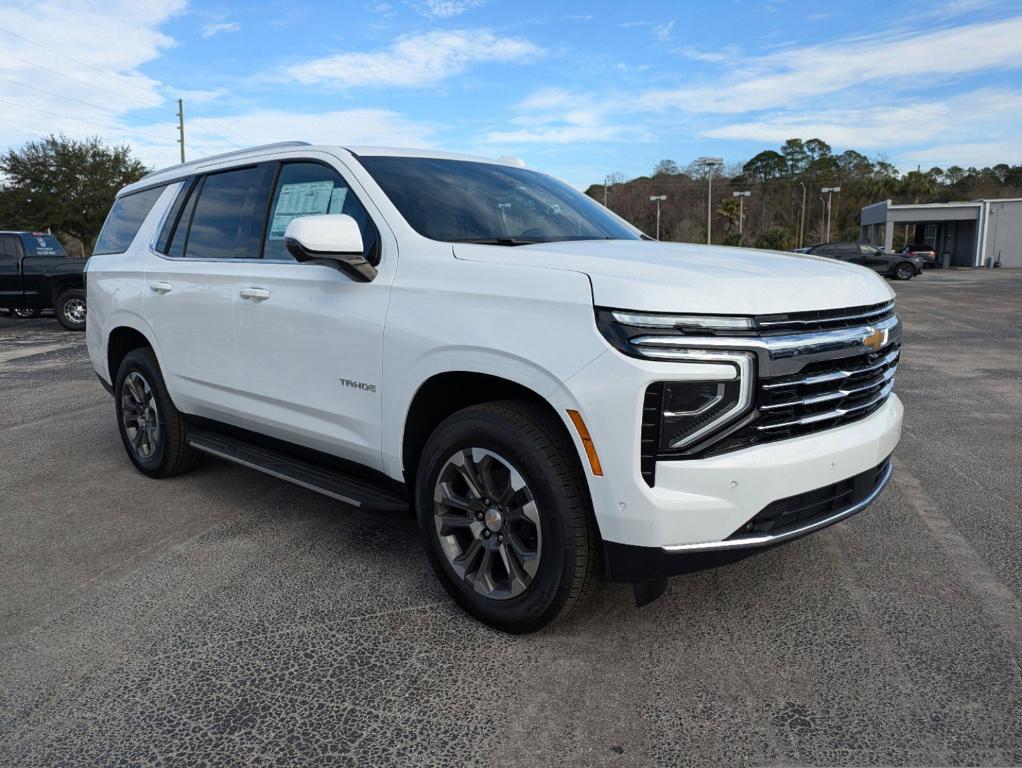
400, 371, 590, 495
107, 325, 157, 383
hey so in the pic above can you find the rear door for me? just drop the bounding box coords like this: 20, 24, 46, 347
0, 235, 21, 307
18, 233, 68, 309
231, 158, 394, 468
144, 165, 274, 419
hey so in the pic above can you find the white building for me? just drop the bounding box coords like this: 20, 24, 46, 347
860, 198, 1022, 268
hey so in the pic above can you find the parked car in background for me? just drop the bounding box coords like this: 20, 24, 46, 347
803, 242, 923, 280
0, 231, 87, 329
901, 243, 938, 268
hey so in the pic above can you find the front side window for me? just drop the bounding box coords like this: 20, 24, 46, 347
860, 244, 879, 256
94, 185, 167, 255
358, 156, 639, 245
262, 162, 380, 263
182, 165, 273, 259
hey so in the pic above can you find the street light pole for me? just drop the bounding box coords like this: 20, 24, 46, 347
696, 156, 724, 245
821, 186, 841, 242
732, 190, 751, 246
649, 195, 667, 240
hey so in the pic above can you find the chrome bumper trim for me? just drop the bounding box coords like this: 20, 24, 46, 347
661, 460, 893, 553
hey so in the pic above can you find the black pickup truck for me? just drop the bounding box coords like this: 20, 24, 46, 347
0, 231, 87, 330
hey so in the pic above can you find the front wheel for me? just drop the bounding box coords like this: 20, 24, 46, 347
55, 289, 87, 331
894, 262, 915, 280
415, 401, 599, 633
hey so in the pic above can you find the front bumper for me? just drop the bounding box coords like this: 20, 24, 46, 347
603, 455, 893, 583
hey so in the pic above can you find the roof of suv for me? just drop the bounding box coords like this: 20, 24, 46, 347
128, 143, 524, 196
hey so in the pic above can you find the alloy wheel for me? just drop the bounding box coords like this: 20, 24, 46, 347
896, 264, 914, 280
433, 447, 541, 600
121, 371, 160, 460
63, 298, 86, 324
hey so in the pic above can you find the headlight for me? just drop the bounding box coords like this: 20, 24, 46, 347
660, 378, 745, 449
645, 350, 755, 451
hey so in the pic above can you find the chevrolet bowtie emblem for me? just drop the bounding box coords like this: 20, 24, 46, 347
863, 326, 887, 351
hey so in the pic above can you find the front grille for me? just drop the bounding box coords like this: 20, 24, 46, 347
703, 343, 899, 458
726, 456, 891, 540
754, 300, 895, 335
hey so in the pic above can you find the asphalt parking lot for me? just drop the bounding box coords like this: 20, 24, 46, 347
1, 269, 1020, 767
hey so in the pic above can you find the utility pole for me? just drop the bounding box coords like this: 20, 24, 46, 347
696, 157, 724, 245
649, 195, 666, 241
798, 182, 807, 249
732, 190, 750, 245
604, 175, 608, 207
177, 98, 186, 164
822, 186, 841, 242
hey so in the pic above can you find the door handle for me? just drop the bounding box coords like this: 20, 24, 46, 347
239, 287, 271, 301
150, 281, 173, 294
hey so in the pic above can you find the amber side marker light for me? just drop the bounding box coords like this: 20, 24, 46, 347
566, 409, 603, 476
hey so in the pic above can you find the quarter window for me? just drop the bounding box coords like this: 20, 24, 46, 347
262, 162, 380, 263
94, 185, 168, 255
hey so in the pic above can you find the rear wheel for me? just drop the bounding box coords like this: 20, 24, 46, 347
894, 262, 915, 280
415, 400, 599, 633
114, 348, 198, 478
12, 307, 40, 319
55, 289, 87, 331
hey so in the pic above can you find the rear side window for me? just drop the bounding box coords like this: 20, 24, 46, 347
180, 165, 273, 259
94, 185, 167, 255
19, 233, 66, 257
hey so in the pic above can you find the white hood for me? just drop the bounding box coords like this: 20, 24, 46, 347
453, 240, 894, 315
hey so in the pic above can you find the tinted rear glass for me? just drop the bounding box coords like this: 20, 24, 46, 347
94, 185, 167, 255
183, 165, 273, 259
19, 233, 66, 257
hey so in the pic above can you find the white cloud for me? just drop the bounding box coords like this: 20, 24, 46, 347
654, 20, 674, 42
482, 87, 640, 145
129, 108, 437, 169
639, 16, 1022, 113
0, 0, 183, 153
701, 88, 1022, 150
406, 0, 485, 18
901, 140, 1021, 169
201, 21, 240, 38
286, 29, 542, 88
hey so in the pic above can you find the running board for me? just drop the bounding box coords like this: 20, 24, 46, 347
187, 430, 409, 512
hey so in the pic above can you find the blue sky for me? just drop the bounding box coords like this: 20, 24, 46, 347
0, 0, 1019, 186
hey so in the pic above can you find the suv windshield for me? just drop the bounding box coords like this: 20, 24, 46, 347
357, 156, 640, 245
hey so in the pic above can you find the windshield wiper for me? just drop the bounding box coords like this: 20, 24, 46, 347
449, 237, 539, 246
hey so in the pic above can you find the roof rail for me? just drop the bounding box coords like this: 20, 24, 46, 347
142, 141, 312, 180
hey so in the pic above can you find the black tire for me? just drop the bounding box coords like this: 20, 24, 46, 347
54, 288, 87, 331
415, 400, 599, 633
114, 347, 198, 478
12, 307, 41, 319
894, 262, 915, 280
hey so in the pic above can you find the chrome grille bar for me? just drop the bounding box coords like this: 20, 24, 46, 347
761, 346, 900, 390
756, 380, 895, 432
756, 301, 895, 329
759, 366, 897, 412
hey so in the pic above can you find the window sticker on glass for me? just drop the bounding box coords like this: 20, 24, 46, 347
328, 187, 347, 214
269, 180, 336, 239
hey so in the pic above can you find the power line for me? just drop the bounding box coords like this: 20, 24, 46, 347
0, 27, 163, 102
0, 48, 161, 109
0, 95, 181, 144
1, 76, 128, 116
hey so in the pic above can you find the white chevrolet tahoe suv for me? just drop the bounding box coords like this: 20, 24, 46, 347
86, 142, 903, 632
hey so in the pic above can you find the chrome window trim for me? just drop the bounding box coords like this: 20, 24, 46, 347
661, 460, 893, 553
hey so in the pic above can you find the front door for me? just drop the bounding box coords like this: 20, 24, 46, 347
231, 159, 393, 469
144, 164, 274, 419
